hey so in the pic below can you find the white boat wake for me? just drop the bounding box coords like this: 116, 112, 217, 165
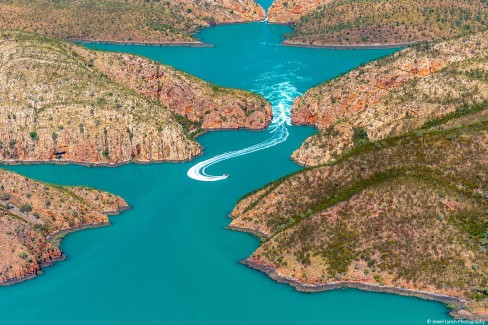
187, 78, 301, 182
186, 123, 289, 181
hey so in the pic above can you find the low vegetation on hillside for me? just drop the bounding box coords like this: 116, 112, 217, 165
69, 46, 271, 132
0, 30, 201, 164
291, 31, 488, 166
0, 0, 265, 44
268, 0, 334, 24
0, 169, 128, 284
0, 30, 270, 165
270, 0, 488, 46
230, 31, 488, 320
232, 103, 488, 319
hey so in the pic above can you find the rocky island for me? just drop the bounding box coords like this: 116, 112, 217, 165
268, 0, 488, 47
0, 30, 271, 165
0, 0, 266, 44
230, 31, 488, 320
0, 168, 129, 285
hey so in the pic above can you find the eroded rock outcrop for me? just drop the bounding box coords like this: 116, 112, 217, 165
0, 31, 202, 165
69, 46, 272, 131
291, 31, 488, 166
0, 169, 128, 285
268, 0, 332, 24
0, 30, 271, 165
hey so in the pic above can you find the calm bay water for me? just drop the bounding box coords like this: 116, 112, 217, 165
0, 10, 452, 325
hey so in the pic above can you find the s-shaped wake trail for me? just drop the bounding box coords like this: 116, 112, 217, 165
187, 76, 301, 182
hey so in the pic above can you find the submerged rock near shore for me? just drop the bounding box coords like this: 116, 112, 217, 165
0, 169, 129, 285
0, 30, 271, 165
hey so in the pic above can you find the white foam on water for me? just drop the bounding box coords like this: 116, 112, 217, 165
187, 79, 300, 182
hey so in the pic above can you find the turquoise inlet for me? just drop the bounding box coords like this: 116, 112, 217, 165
0, 6, 452, 324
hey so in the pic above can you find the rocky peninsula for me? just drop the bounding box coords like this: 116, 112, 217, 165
0, 30, 271, 165
230, 31, 488, 320
70, 46, 272, 131
0, 168, 129, 285
292, 31, 488, 166
232, 116, 488, 320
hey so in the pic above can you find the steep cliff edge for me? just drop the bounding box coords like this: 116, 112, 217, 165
268, 0, 332, 24
0, 31, 201, 165
69, 46, 272, 131
291, 31, 488, 166
268, 0, 487, 47
0, 0, 266, 44
0, 31, 270, 165
0, 169, 129, 285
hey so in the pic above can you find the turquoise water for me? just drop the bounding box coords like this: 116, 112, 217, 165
0, 12, 452, 325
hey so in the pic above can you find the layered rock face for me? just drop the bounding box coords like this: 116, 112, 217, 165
268, 0, 332, 24
201, 0, 266, 24
291, 31, 488, 166
0, 169, 128, 285
0, 31, 270, 165
0, 31, 201, 165
0, 0, 266, 44
231, 103, 488, 320
268, 0, 487, 47
70, 46, 272, 131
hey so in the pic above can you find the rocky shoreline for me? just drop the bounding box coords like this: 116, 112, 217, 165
227, 218, 477, 318
0, 0, 267, 46
267, 0, 487, 49
0, 168, 131, 286
0, 157, 198, 168
70, 17, 269, 47
225, 225, 268, 242
46, 204, 130, 247
282, 40, 420, 49
1, 217, 128, 287
241, 258, 487, 321
0, 272, 39, 287
0, 30, 273, 166
0, 122, 275, 168
70, 38, 213, 47
71, 20, 418, 50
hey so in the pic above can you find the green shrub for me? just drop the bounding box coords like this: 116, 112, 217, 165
30, 131, 39, 141
20, 204, 33, 213
352, 127, 369, 146
0, 193, 11, 201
